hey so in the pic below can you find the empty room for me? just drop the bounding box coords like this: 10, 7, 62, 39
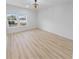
6, 0, 73, 59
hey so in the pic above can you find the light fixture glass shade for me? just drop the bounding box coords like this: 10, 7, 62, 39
32, 3, 39, 8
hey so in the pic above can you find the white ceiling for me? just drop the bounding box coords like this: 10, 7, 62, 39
7, 0, 73, 9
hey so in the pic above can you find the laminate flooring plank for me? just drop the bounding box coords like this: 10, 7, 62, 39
7, 29, 73, 59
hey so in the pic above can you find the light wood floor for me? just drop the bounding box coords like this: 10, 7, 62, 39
7, 29, 73, 59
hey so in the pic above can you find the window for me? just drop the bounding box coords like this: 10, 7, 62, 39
7, 14, 18, 27
7, 14, 27, 27
18, 16, 27, 26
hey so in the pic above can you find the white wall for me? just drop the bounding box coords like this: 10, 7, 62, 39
6, 4, 37, 33
7, 2, 73, 39
37, 2, 73, 39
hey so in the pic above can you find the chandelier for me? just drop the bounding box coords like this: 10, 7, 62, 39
32, 0, 39, 8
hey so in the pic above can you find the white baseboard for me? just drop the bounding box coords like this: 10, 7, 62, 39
38, 27, 73, 40
7, 26, 37, 34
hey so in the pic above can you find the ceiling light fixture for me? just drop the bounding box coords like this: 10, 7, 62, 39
32, 0, 39, 8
